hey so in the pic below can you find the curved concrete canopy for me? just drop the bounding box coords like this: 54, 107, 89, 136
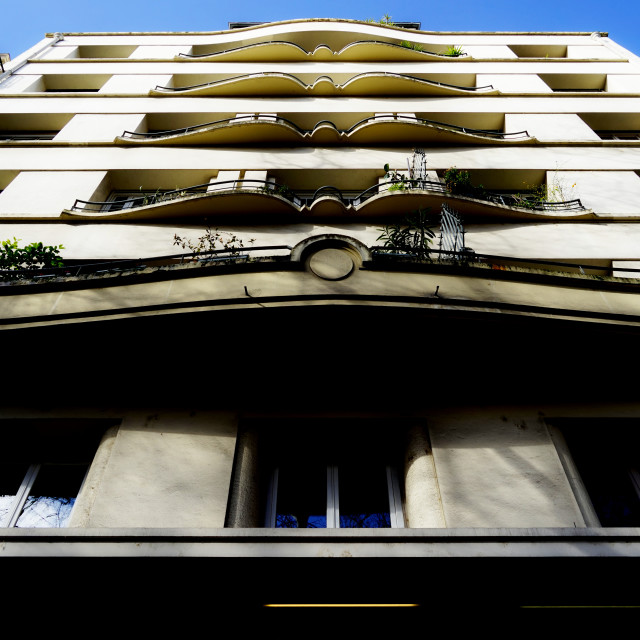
176, 40, 472, 63
61, 187, 594, 222
116, 117, 533, 147
150, 73, 497, 98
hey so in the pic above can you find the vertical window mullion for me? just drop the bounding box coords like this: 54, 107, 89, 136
326, 465, 339, 528
628, 467, 640, 502
7, 464, 40, 528
387, 465, 405, 528
265, 467, 279, 527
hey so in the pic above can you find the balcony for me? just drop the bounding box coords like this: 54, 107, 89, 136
176, 39, 471, 62
63, 178, 590, 222
0, 131, 57, 142
150, 73, 496, 97
117, 114, 532, 147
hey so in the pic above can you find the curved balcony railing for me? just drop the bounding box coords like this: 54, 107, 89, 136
344, 115, 528, 140
120, 115, 289, 140
68, 180, 303, 213
177, 40, 470, 62
0, 133, 57, 141
151, 72, 496, 97
348, 179, 587, 212
118, 114, 528, 145
6, 244, 640, 287
66, 178, 588, 221
6, 246, 639, 287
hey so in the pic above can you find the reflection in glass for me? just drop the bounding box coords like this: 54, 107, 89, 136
0, 463, 30, 527
275, 462, 327, 528
15, 464, 88, 528
339, 463, 391, 528
561, 425, 640, 527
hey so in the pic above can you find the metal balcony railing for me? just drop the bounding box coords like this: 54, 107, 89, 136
69, 180, 304, 212
348, 179, 586, 212
120, 114, 529, 142
3, 245, 640, 285
177, 40, 466, 60
0, 133, 57, 141
153, 72, 494, 94
69, 178, 586, 214
0, 245, 293, 283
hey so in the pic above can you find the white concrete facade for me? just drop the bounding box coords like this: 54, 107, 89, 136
2, 21, 640, 597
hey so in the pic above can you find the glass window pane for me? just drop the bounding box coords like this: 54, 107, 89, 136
15, 464, 88, 528
275, 462, 327, 528
338, 462, 391, 528
561, 423, 640, 527
0, 463, 30, 527
579, 463, 640, 527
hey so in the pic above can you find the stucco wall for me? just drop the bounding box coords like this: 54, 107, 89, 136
81, 410, 238, 527
99, 74, 174, 94
0, 170, 108, 216
428, 410, 584, 527
56, 113, 147, 141
476, 74, 553, 93
130, 45, 193, 59
504, 113, 600, 141
551, 170, 640, 215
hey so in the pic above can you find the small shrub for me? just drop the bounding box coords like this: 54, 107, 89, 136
443, 167, 476, 196
173, 227, 255, 257
400, 40, 424, 52
444, 45, 465, 57
0, 238, 64, 279
377, 208, 436, 259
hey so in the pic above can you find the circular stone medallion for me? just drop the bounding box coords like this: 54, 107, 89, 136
308, 248, 355, 280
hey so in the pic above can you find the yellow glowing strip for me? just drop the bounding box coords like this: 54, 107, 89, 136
265, 604, 419, 608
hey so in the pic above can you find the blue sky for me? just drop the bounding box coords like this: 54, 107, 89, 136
2, 0, 639, 59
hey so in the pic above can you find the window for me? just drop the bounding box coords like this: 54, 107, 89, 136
0, 131, 57, 141
508, 44, 568, 58
1, 462, 89, 527
539, 73, 606, 92
0, 420, 109, 528
550, 419, 640, 527
595, 131, 640, 141
261, 421, 405, 528
103, 191, 162, 212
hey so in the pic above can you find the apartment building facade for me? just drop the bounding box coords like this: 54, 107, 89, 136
1, 19, 640, 608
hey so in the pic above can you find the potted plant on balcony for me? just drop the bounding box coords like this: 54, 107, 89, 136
376, 208, 436, 259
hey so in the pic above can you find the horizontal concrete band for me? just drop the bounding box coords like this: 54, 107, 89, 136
2, 527, 640, 557
1, 294, 640, 331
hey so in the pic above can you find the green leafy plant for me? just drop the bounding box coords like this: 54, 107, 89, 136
508, 174, 577, 209
173, 227, 255, 257
507, 183, 549, 209
444, 45, 465, 57
400, 40, 424, 51
443, 167, 476, 196
0, 237, 64, 279
383, 163, 410, 191
260, 183, 295, 199
383, 163, 408, 184
365, 14, 396, 26
377, 208, 436, 259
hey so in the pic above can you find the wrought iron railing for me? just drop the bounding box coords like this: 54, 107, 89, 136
69, 180, 303, 212
349, 179, 586, 211
0, 245, 292, 283
371, 246, 640, 277
69, 178, 586, 214
153, 71, 494, 94
120, 113, 528, 142
177, 40, 468, 60
0, 133, 57, 141
3, 245, 640, 285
